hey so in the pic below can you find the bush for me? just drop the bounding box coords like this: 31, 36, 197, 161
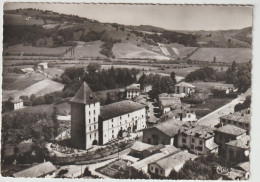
83, 167, 92, 176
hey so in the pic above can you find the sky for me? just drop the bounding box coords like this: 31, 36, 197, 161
4, 3, 253, 31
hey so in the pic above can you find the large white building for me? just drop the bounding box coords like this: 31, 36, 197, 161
126, 83, 141, 99
70, 82, 146, 149
174, 82, 195, 95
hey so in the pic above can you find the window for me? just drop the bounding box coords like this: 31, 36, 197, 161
197, 146, 203, 151
89, 111, 91, 115
112, 119, 113, 122
191, 145, 194, 149
94, 117, 96, 122
89, 126, 91, 131
239, 123, 243, 126
160, 170, 163, 174
188, 114, 191, 118
151, 167, 153, 170
112, 130, 114, 133
90, 134, 91, 139
120, 116, 122, 120
89, 119, 91, 123
94, 125, 96, 129
192, 138, 195, 143
182, 138, 186, 143
94, 110, 95, 114
199, 140, 203, 145
112, 124, 113, 128
128, 114, 130, 117
245, 124, 249, 127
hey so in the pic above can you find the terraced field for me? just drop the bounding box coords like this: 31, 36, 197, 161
189, 47, 252, 63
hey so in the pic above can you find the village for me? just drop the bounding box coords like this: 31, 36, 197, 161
1, 4, 253, 181
2, 74, 251, 180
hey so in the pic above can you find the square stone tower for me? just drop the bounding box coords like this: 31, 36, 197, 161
70, 82, 100, 149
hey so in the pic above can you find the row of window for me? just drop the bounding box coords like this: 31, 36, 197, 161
89, 117, 97, 123
182, 137, 203, 145
150, 166, 163, 175
89, 125, 97, 131
89, 132, 97, 139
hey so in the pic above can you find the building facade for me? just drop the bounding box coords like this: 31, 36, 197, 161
126, 83, 141, 99
177, 125, 218, 155
219, 108, 250, 133
70, 82, 146, 149
174, 82, 195, 95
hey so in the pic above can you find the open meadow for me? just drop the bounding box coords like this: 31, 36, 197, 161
189, 47, 252, 63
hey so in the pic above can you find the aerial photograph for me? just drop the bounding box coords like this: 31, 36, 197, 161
1, 3, 252, 180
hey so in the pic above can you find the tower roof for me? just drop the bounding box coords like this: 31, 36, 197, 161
70, 82, 99, 104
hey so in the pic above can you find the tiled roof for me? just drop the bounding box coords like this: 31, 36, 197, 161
205, 142, 219, 150
131, 152, 166, 170
160, 99, 181, 107
70, 82, 99, 104
154, 150, 197, 170
126, 83, 140, 90
100, 100, 145, 120
162, 108, 195, 119
13, 161, 56, 178
220, 109, 250, 124
131, 141, 153, 152
153, 120, 184, 137
160, 145, 179, 155
183, 125, 215, 139
226, 135, 250, 149
217, 125, 247, 136
175, 82, 195, 88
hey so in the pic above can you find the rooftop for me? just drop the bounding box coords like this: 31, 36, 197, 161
126, 83, 140, 90
220, 108, 250, 124
160, 99, 181, 107
226, 135, 250, 149
10, 98, 23, 104
131, 152, 166, 170
70, 82, 99, 104
151, 120, 185, 137
235, 161, 250, 172
183, 125, 215, 139
13, 161, 56, 178
131, 141, 153, 152
216, 125, 247, 136
100, 100, 145, 120
154, 150, 197, 171
175, 82, 195, 88
160, 145, 179, 155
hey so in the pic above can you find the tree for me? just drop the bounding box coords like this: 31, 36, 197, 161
87, 63, 101, 73
170, 71, 177, 85
213, 56, 216, 63
234, 95, 251, 112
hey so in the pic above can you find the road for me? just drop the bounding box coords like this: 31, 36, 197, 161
198, 88, 251, 127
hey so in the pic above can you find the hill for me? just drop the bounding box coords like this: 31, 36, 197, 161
3, 8, 252, 61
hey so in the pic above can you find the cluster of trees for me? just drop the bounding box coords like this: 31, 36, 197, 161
2, 111, 57, 164
59, 65, 139, 95
185, 67, 223, 82
138, 72, 176, 99
185, 62, 251, 93
234, 95, 251, 112
100, 38, 121, 57
226, 61, 251, 92
80, 30, 105, 42
2, 67, 25, 74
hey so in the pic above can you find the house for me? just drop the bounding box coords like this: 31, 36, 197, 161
148, 150, 197, 177
143, 120, 185, 146
70, 82, 146, 149
9, 98, 24, 110
158, 93, 181, 114
12, 161, 57, 178
160, 108, 197, 123
129, 152, 167, 178
130, 141, 153, 158
126, 83, 140, 99
37, 62, 48, 70
20, 67, 34, 73
219, 108, 250, 133
214, 125, 247, 156
174, 82, 195, 95
224, 135, 250, 166
129, 145, 179, 177
213, 84, 237, 94
177, 125, 218, 155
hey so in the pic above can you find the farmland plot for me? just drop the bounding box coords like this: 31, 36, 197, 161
4, 44, 71, 56
189, 47, 252, 63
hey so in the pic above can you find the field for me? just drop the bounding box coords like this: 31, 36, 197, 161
191, 81, 234, 94
193, 98, 233, 118
3, 73, 44, 90
4, 44, 71, 56
113, 43, 170, 60
189, 47, 252, 63
96, 159, 129, 178
4, 14, 45, 25
64, 41, 106, 58
43, 68, 64, 77
2, 73, 64, 101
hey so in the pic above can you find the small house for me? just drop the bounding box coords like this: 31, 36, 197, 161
174, 82, 195, 95
126, 83, 141, 99
38, 62, 48, 70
